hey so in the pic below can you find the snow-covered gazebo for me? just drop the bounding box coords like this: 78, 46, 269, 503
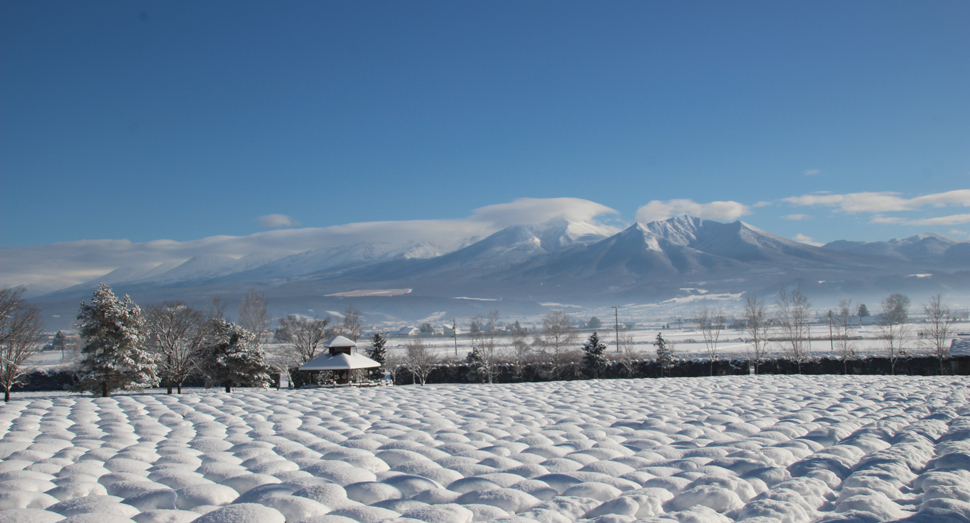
299, 335, 380, 385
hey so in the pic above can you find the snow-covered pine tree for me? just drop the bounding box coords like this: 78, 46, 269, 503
76, 284, 158, 397
581, 331, 607, 379
200, 318, 272, 392
655, 332, 674, 377
466, 346, 489, 383
368, 332, 387, 380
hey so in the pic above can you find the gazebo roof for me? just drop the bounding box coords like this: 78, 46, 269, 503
299, 352, 380, 371
327, 335, 357, 348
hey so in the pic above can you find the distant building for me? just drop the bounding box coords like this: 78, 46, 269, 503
391, 326, 419, 337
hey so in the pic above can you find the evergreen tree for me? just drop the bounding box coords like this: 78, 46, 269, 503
51, 330, 67, 360
76, 284, 158, 397
655, 333, 674, 377
368, 332, 388, 380
465, 346, 490, 383
581, 331, 607, 378
200, 318, 272, 392
857, 303, 870, 318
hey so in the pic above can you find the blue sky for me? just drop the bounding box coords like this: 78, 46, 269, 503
2, 1, 968, 250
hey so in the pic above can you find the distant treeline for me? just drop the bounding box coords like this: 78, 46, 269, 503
16, 355, 966, 393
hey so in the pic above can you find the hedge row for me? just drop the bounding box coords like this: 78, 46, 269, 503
13, 355, 965, 393
390, 355, 965, 385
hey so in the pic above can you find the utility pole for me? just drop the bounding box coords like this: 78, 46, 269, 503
453, 318, 459, 357
612, 305, 620, 353
828, 311, 834, 353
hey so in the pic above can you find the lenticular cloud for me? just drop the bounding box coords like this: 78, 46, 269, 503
1, 375, 969, 522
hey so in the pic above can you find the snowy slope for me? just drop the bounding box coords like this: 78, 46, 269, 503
23, 216, 970, 324
824, 233, 968, 266
2, 375, 969, 522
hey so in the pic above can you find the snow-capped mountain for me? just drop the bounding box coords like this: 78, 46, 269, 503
824, 233, 967, 264
23, 215, 970, 328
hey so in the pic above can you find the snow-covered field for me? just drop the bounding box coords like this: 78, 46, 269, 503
383, 323, 969, 362
2, 376, 970, 523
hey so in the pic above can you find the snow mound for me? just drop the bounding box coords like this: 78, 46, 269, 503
189, 504, 285, 523
3, 376, 970, 523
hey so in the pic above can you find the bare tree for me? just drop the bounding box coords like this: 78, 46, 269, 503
277, 315, 332, 365
535, 309, 578, 379
385, 347, 405, 384
776, 286, 811, 373
238, 290, 271, 350
832, 299, 855, 375
922, 294, 953, 375
508, 322, 531, 381
341, 305, 362, 342
743, 296, 771, 374
208, 295, 228, 321
696, 306, 725, 376
145, 302, 206, 394
469, 311, 500, 383
404, 339, 437, 385
615, 334, 639, 378
881, 293, 910, 376
0, 289, 45, 402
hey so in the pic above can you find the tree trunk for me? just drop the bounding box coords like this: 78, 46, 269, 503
102, 381, 109, 398
4, 388, 9, 403
225, 383, 231, 393
167, 355, 173, 394
177, 383, 182, 394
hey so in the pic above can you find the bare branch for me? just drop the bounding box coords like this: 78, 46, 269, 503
0, 289, 45, 402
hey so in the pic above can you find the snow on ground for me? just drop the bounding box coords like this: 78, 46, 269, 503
384, 323, 969, 362
2, 375, 970, 522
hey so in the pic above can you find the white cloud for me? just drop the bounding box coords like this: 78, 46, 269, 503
803, 169, 822, 176
906, 214, 970, 226
869, 213, 970, 227
470, 198, 619, 229
783, 214, 811, 221
781, 190, 970, 214
869, 215, 906, 224
0, 198, 621, 289
792, 234, 823, 246
635, 199, 751, 224
257, 214, 301, 228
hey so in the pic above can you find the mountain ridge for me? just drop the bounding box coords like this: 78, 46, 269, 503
22, 215, 970, 328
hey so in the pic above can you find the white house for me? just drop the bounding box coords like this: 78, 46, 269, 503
391, 326, 419, 337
